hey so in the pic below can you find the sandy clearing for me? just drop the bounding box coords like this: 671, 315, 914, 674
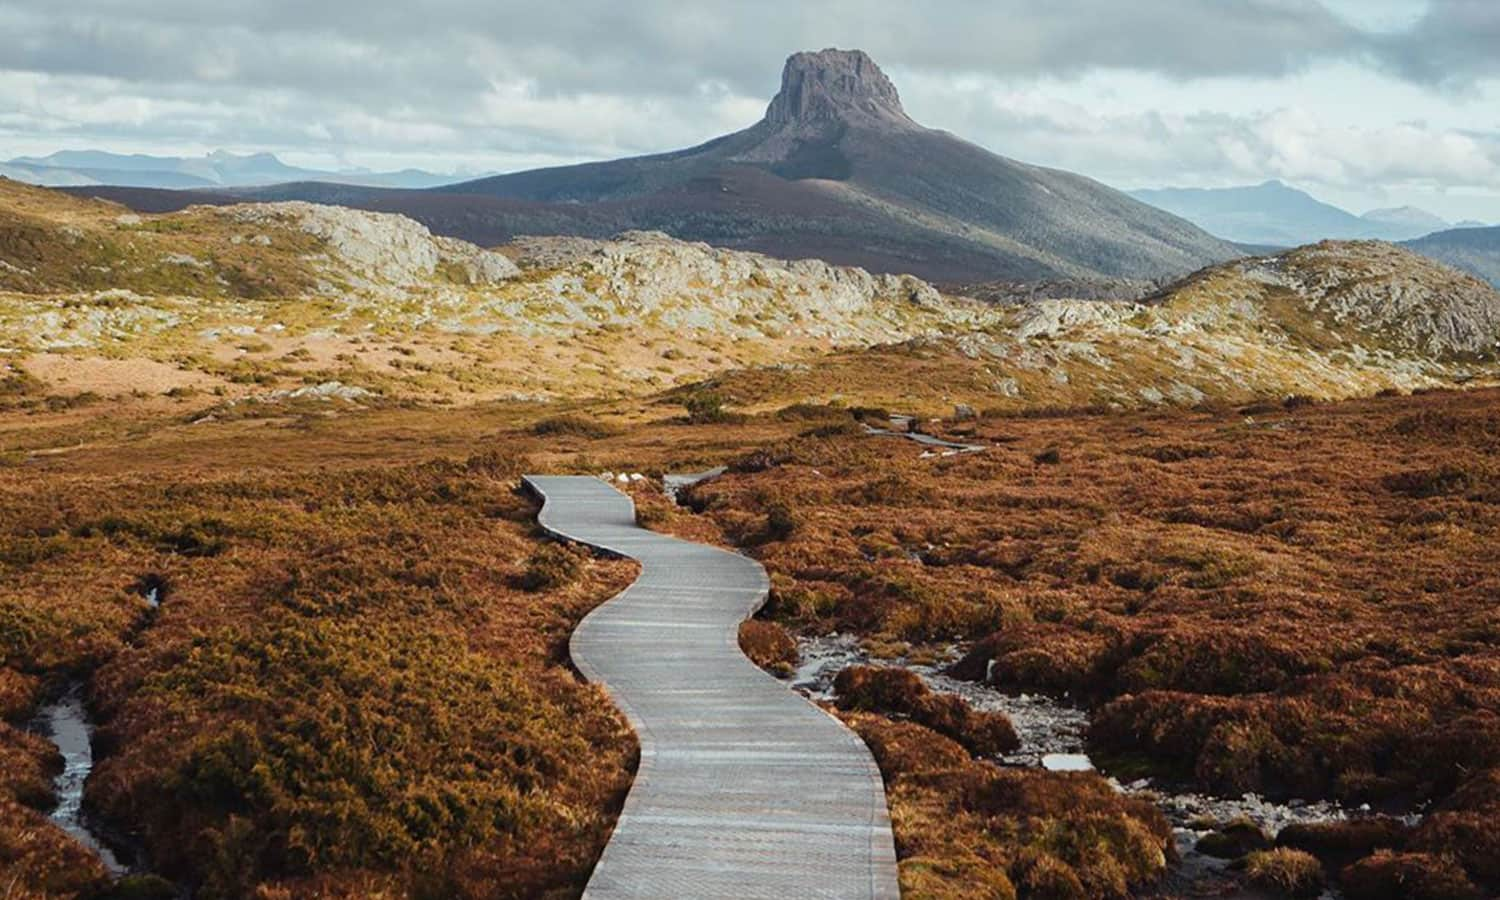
24, 353, 218, 396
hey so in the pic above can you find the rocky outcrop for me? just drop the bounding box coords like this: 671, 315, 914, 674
3, 177, 1497, 408
219, 202, 518, 287
503, 230, 953, 340
1234, 242, 1500, 358
432, 235, 522, 284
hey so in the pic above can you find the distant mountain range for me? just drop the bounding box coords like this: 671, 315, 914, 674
62, 49, 1240, 284
1, 149, 471, 190
1405, 225, 1500, 288
1130, 180, 1488, 246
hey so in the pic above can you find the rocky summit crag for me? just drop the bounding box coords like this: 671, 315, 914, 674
80, 49, 1241, 284
763, 48, 917, 133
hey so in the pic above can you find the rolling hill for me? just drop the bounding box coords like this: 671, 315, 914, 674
3, 179, 1495, 413
1403, 225, 1500, 288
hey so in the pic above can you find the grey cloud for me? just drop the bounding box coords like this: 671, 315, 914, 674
0, 0, 1381, 170
0, 1, 1367, 105
917, 86, 1500, 194
1372, 0, 1500, 86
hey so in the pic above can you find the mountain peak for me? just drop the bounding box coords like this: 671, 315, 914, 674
764, 49, 915, 131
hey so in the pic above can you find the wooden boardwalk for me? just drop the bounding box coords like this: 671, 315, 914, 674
524, 475, 900, 899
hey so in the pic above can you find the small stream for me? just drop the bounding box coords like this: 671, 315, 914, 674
790, 634, 1410, 898
861, 424, 986, 456
793, 634, 1093, 770
33, 686, 125, 875
29, 585, 159, 879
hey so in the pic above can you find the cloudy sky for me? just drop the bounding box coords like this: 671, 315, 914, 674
1, 0, 1497, 221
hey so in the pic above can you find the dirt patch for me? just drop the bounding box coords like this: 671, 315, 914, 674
24, 353, 218, 397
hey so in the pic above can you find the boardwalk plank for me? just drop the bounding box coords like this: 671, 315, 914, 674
524, 475, 900, 899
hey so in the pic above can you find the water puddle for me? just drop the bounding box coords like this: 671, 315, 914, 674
1041, 753, 1093, 771
663, 466, 727, 502
861, 424, 985, 455
34, 685, 126, 875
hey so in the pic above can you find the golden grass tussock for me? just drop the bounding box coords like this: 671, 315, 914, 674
833, 665, 1018, 756
737, 619, 798, 677
1340, 850, 1484, 900
1243, 848, 1326, 898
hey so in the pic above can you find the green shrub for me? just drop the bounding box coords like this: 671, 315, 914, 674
775, 402, 843, 422
1383, 466, 1471, 498
764, 502, 798, 542
800, 421, 863, 438
1196, 818, 1272, 859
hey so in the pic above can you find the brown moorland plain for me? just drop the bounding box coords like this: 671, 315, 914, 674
674, 387, 1500, 898
0, 393, 854, 898
3, 386, 1498, 899
0, 407, 653, 898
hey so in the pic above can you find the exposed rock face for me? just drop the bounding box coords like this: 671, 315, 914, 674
763, 49, 916, 132
432, 235, 522, 284
509, 230, 950, 338
1236, 241, 1500, 357
1012, 297, 1136, 340
219, 201, 518, 287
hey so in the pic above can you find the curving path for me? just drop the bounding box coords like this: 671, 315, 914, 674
524, 475, 900, 899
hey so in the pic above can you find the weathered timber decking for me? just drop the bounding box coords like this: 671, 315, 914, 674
524, 475, 900, 899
